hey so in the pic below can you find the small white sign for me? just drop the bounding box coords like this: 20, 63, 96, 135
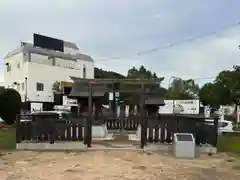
62, 96, 78, 106
174, 100, 200, 114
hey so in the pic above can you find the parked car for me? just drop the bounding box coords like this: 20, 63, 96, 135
31, 111, 73, 122
0, 117, 9, 129
19, 111, 73, 123
0, 117, 4, 128
218, 120, 234, 135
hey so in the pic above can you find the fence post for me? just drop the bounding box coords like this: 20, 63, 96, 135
140, 83, 146, 149
49, 131, 55, 144
87, 82, 93, 147
16, 114, 21, 143
83, 117, 88, 145
49, 115, 57, 144
213, 117, 219, 147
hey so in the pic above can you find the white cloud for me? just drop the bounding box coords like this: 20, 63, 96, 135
0, 0, 240, 88
154, 26, 240, 87
95, 25, 240, 88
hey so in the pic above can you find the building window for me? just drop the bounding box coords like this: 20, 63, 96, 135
83, 65, 86, 78
36, 83, 44, 91
28, 53, 31, 62
48, 56, 56, 66
6, 64, 11, 72
17, 62, 20, 68
23, 52, 30, 62
21, 82, 25, 91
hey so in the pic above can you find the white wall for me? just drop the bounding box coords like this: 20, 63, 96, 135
64, 47, 78, 55
4, 52, 28, 101
4, 51, 94, 103
27, 53, 94, 102
30, 53, 53, 65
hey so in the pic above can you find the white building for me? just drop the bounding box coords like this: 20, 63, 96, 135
3, 41, 94, 109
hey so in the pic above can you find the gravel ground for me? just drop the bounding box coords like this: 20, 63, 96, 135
0, 151, 240, 180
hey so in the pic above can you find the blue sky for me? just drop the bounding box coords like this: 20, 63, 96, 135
0, 0, 240, 87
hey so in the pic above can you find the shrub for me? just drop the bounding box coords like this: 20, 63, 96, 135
0, 127, 16, 149
218, 134, 240, 153
0, 88, 21, 124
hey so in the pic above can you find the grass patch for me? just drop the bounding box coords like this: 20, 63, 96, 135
0, 127, 16, 150
217, 134, 240, 154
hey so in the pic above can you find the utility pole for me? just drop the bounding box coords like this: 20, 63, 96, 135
25, 77, 28, 102
236, 45, 240, 122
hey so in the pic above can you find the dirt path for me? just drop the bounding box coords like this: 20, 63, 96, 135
0, 151, 240, 180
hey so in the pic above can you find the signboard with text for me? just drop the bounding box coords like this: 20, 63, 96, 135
159, 100, 199, 114
174, 100, 200, 114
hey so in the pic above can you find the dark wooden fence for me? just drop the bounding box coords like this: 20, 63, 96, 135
16, 114, 85, 144
98, 116, 140, 131
140, 114, 218, 148
16, 114, 218, 148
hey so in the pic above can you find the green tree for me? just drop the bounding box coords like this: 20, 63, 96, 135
198, 65, 240, 108
127, 65, 158, 79
166, 78, 200, 100
215, 66, 240, 104
123, 66, 165, 104
94, 66, 165, 105
0, 88, 22, 124
199, 83, 228, 108
94, 67, 125, 79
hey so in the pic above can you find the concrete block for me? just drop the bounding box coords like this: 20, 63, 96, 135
92, 124, 108, 138
16, 142, 87, 151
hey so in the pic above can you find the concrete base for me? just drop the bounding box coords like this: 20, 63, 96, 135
16, 142, 87, 151
128, 134, 140, 141
144, 144, 217, 155
91, 124, 108, 138
16, 142, 217, 154
199, 144, 217, 154
78, 124, 109, 138
92, 133, 114, 141
144, 144, 171, 151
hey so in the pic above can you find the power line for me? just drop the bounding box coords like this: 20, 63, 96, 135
186, 77, 216, 81
96, 21, 240, 62
166, 76, 216, 81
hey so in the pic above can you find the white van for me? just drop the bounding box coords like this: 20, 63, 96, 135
218, 120, 234, 135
